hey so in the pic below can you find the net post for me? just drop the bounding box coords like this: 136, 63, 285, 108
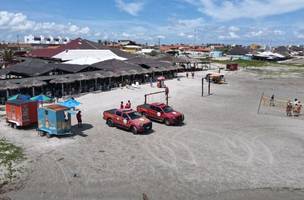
208, 78, 211, 95
257, 92, 264, 114
202, 77, 204, 97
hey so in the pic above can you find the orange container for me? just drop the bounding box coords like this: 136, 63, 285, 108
6, 100, 38, 127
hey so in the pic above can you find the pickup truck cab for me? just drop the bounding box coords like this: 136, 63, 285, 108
137, 103, 184, 126
103, 109, 152, 134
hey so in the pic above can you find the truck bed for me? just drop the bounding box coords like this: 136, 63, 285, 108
137, 104, 151, 109
104, 109, 117, 115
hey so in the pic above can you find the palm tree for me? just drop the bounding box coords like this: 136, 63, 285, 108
2, 49, 14, 67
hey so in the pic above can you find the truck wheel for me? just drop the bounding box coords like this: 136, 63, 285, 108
142, 112, 148, 117
107, 119, 114, 127
131, 126, 138, 134
46, 133, 52, 138
164, 119, 171, 126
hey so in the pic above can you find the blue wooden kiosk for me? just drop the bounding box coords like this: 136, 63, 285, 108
37, 104, 74, 137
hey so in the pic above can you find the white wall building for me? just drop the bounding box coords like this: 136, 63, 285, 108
24, 35, 70, 44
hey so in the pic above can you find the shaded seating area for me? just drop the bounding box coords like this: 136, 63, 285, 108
0, 57, 181, 104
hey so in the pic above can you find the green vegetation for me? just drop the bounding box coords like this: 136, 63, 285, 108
212, 59, 277, 67
2, 49, 14, 64
205, 59, 304, 68
0, 138, 25, 184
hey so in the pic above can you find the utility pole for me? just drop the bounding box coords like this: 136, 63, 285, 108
158, 38, 161, 49
17, 34, 20, 50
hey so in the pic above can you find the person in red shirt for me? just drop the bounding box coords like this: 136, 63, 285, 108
125, 100, 131, 109
76, 111, 82, 128
120, 101, 124, 109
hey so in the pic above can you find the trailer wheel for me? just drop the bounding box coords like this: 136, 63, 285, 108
12, 123, 17, 129
38, 131, 45, 137
107, 119, 114, 127
164, 119, 171, 126
131, 126, 138, 134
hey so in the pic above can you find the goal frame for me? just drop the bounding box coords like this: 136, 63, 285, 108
144, 91, 168, 105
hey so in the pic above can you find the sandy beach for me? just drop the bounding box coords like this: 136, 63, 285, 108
1, 69, 304, 200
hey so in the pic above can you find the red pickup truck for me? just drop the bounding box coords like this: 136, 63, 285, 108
137, 103, 184, 125
103, 109, 152, 134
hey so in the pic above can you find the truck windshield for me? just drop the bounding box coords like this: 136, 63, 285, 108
128, 112, 142, 120
163, 106, 174, 113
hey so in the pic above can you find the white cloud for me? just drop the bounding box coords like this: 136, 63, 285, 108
298, 34, 304, 39
184, 0, 304, 21
176, 18, 204, 29
219, 32, 240, 39
157, 35, 166, 39
273, 30, 285, 36
179, 32, 186, 37
0, 11, 90, 36
229, 26, 240, 32
122, 32, 131, 37
246, 30, 264, 37
115, 0, 144, 16
295, 30, 304, 39
187, 34, 194, 39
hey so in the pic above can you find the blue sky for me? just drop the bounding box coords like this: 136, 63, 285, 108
1, 0, 304, 45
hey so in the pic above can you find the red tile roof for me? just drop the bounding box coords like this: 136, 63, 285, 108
26, 38, 134, 59
26, 38, 102, 58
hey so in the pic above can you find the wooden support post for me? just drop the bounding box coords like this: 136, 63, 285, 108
109, 77, 112, 90
79, 80, 82, 93
61, 83, 64, 96
6, 89, 9, 99
32, 86, 35, 96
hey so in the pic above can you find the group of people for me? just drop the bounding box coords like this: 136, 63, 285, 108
186, 72, 195, 79
120, 100, 132, 109
286, 98, 302, 117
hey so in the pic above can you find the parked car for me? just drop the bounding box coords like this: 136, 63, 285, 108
103, 109, 152, 134
137, 103, 184, 126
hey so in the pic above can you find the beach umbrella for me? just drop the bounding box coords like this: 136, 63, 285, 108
8, 94, 30, 101
30, 94, 53, 102
59, 98, 81, 109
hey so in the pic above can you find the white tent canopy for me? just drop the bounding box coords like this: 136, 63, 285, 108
256, 51, 285, 59
63, 57, 103, 65
53, 49, 127, 65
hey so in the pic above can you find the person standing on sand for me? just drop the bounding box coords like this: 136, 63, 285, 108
293, 101, 302, 117
286, 100, 293, 116
125, 100, 131, 109
293, 98, 299, 106
120, 101, 124, 109
186, 72, 189, 78
165, 86, 169, 97
76, 111, 82, 128
270, 94, 275, 107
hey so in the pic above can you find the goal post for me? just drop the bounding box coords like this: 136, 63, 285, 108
144, 91, 168, 105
